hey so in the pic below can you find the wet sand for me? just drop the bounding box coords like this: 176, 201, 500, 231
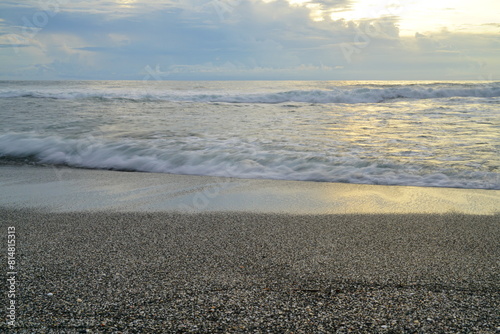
0, 166, 499, 214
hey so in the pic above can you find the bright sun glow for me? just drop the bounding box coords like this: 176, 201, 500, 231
287, 0, 500, 35
396, 0, 500, 35
116, 0, 136, 8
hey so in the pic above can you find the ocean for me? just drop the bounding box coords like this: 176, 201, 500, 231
0, 80, 498, 189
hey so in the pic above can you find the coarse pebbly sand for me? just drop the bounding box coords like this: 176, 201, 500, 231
1, 210, 499, 333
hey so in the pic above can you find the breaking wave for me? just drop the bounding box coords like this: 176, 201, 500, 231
1, 82, 499, 104
1, 132, 498, 190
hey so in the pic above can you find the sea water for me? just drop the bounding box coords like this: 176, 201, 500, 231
0, 80, 498, 189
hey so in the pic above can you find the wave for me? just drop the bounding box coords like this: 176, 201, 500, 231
1, 82, 499, 104
1, 133, 498, 190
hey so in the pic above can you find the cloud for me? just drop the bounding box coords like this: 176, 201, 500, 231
0, 0, 498, 80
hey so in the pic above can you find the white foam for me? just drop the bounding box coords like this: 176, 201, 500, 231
1, 133, 498, 189
1, 82, 499, 104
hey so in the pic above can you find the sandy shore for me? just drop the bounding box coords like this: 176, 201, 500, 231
1, 166, 499, 332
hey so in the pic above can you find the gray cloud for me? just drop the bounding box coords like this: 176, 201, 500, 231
0, 0, 498, 80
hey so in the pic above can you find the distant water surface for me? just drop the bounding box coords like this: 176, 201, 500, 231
0, 80, 499, 189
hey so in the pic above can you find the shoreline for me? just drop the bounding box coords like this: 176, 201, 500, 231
0, 165, 499, 214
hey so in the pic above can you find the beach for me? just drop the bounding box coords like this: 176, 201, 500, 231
1, 80, 499, 332
1, 167, 499, 333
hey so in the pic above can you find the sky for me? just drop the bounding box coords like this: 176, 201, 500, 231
0, 0, 499, 80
